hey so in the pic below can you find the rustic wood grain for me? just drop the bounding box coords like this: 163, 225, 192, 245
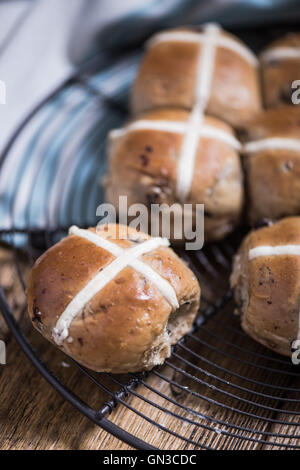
0, 244, 30, 338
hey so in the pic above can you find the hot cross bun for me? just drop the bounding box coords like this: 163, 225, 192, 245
106, 108, 244, 243
131, 24, 261, 127
231, 217, 300, 356
260, 32, 300, 108
27, 224, 200, 373
239, 106, 300, 224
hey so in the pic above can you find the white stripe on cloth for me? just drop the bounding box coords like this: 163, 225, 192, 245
52, 226, 179, 344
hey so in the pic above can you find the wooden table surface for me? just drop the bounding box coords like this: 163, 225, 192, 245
1, 245, 300, 450
1, 316, 300, 451
0, 333, 134, 450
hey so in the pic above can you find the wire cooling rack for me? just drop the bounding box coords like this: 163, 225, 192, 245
1, 23, 300, 450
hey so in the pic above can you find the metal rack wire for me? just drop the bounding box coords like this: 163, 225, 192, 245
1, 24, 300, 450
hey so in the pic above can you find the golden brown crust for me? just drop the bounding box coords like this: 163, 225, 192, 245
231, 217, 300, 356
261, 33, 300, 108
106, 108, 244, 242
131, 28, 262, 127
27, 224, 200, 373
238, 105, 300, 141
245, 149, 300, 223
239, 107, 300, 224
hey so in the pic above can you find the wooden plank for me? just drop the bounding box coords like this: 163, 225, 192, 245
1, 302, 299, 449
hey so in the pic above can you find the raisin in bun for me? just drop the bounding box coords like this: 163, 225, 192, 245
27, 224, 200, 373
106, 108, 244, 243
231, 217, 300, 356
260, 32, 300, 107
239, 106, 300, 225
131, 23, 261, 128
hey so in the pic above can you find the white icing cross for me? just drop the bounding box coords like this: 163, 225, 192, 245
176, 104, 205, 201
111, 24, 242, 201
194, 23, 220, 106
249, 244, 300, 339
249, 245, 300, 260
261, 47, 300, 63
243, 138, 300, 154
110, 113, 240, 202
52, 226, 179, 345
175, 24, 220, 201
109, 119, 240, 150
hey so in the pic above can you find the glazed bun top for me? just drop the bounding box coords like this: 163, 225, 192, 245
238, 106, 300, 156
260, 32, 300, 63
108, 107, 241, 204
27, 224, 200, 372
131, 23, 261, 127
231, 217, 300, 356
111, 107, 237, 136
260, 33, 300, 108
245, 217, 300, 250
31, 224, 182, 345
239, 106, 300, 141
